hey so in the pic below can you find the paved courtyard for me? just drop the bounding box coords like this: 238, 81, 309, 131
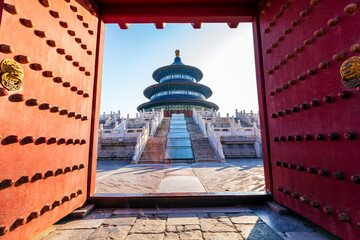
34, 160, 340, 240
95, 159, 265, 194
34, 206, 340, 240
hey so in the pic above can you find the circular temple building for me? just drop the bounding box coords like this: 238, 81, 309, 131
137, 50, 219, 117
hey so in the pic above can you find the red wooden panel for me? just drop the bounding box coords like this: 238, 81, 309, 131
164, 110, 193, 117
0, 0, 100, 239
252, 16, 273, 193
0, 1, 4, 26
88, 17, 105, 196
259, 0, 360, 239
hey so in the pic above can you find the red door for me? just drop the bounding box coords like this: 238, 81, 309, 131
0, 0, 102, 239
258, 0, 360, 239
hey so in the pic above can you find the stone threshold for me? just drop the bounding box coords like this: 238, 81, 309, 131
113, 207, 253, 215
88, 191, 272, 208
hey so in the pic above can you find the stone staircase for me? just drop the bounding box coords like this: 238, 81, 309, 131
186, 117, 220, 163
138, 117, 170, 164
220, 136, 258, 158
222, 144, 257, 158
97, 138, 137, 160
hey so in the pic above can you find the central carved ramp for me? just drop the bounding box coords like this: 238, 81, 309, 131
164, 114, 194, 163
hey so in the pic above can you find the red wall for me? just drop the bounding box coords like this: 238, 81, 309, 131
164, 110, 193, 117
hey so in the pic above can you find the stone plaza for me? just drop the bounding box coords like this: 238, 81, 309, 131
95, 159, 265, 194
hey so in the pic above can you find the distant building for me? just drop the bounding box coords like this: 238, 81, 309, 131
137, 50, 218, 117
98, 51, 261, 162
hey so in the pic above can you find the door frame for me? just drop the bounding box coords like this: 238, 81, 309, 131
86, 1, 273, 203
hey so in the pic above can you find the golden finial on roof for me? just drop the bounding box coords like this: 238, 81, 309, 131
175, 49, 180, 57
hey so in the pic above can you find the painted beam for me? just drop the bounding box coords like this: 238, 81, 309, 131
101, 4, 257, 24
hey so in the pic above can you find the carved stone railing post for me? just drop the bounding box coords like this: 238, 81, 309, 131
206, 122, 225, 162
192, 108, 206, 137
149, 109, 163, 137
132, 122, 150, 164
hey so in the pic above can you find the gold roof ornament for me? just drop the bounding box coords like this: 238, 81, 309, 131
175, 49, 180, 57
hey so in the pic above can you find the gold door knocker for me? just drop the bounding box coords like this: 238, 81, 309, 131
340, 56, 360, 88
0, 59, 24, 91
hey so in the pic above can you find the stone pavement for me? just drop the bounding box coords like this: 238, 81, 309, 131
95, 159, 265, 194
34, 207, 340, 240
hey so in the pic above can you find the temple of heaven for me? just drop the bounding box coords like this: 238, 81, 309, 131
137, 50, 219, 117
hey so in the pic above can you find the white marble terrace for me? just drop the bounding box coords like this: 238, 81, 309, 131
98, 108, 262, 161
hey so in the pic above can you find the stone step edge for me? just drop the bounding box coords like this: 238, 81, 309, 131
68, 204, 95, 219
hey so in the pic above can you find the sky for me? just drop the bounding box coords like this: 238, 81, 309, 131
100, 23, 259, 118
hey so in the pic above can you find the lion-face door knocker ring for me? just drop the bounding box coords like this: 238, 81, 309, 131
340, 56, 360, 88
0, 59, 24, 91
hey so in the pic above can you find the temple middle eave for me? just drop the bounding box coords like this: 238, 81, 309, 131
152, 65, 203, 83
143, 82, 213, 99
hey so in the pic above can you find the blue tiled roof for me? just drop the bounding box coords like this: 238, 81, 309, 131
138, 51, 219, 112
171, 56, 185, 65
